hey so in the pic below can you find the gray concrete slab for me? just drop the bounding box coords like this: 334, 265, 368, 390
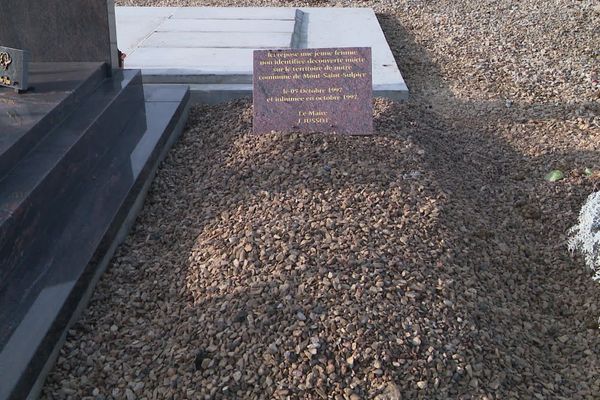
116, 7, 408, 101
117, 8, 177, 54
171, 7, 297, 20
158, 18, 296, 33
126, 47, 253, 72
141, 31, 292, 48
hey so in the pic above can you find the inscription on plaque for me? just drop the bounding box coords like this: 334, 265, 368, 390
253, 47, 373, 135
0, 46, 30, 91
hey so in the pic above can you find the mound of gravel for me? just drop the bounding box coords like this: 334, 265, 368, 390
42, 0, 599, 399
42, 95, 599, 399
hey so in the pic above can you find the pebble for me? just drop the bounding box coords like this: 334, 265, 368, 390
125, 388, 136, 400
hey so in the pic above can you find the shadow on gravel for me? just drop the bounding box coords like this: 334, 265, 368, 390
168, 23, 600, 396
376, 13, 600, 398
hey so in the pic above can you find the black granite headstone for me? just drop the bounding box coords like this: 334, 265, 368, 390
0, 46, 30, 91
0, 0, 116, 67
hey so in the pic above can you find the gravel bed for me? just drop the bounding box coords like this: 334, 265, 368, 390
42, 0, 599, 399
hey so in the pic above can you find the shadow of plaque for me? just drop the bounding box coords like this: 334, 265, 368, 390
253, 47, 373, 135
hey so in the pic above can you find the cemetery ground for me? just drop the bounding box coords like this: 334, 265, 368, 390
42, 0, 599, 399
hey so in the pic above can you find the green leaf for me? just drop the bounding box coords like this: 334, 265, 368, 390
545, 170, 564, 182
584, 167, 593, 176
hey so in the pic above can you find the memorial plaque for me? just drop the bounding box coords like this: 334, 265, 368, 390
0, 46, 29, 91
253, 47, 373, 135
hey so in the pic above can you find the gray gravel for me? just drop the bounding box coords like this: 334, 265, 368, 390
42, 0, 599, 399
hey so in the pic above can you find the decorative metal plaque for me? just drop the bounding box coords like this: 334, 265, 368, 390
0, 46, 30, 91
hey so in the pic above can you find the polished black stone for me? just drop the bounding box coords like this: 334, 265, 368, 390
0, 68, 143, 294
0, 0, 114, 65
0, 64, 189, 399
0, 62, 108, 175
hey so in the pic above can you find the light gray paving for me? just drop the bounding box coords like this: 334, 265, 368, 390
117, 8, 176, 54
170, 7, 297, 20
141, 31, 292, 48
158, 18, 296, 33
116, 7, 408, 101
126, 47, 253, 72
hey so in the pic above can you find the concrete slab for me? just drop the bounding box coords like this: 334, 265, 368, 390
158, 18, 296, 33
117, 8, 177, 54
126, 47, 253, 71
116, 7, 408, 101
171, 7, 297, 20
141, 31, 292, 48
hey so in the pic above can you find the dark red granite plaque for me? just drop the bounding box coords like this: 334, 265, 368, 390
253, 47, 373, 135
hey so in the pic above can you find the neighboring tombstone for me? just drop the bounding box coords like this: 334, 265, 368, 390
0, 0, 118, 68
568, 191, 600, 280
0, 46, 30, 92
253, 47, 373, 135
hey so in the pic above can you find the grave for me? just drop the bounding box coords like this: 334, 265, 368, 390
0, 3, 408, 399
0, 2, 190, 399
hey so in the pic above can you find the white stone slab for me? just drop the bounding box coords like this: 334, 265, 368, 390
117, 7, 178, 54
141, 31, 292, 48
128, 47, 253, 71
171, 7, 297, 20
116, 7, 408, 100
118, 6, 177, 18
303, 9, 405, 89
157, 18, 295, 33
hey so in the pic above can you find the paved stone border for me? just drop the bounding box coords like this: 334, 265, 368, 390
116, 7, 408, 101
